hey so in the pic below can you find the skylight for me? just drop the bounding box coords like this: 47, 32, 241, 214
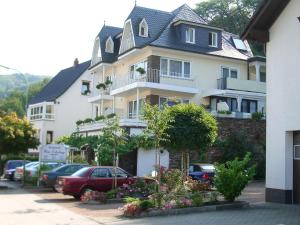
232, 38, 247, 51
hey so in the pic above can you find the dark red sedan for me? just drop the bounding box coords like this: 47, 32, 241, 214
55, 166, 135, 199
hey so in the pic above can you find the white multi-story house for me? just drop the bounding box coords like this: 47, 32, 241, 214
78, 4, 266, 176
242, 0, 299, 204
28, 59, 92, 146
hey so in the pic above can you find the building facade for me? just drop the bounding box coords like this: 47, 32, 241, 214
243, 0, 300, 204
77, 4, 266, 176
28, 59, 92, 146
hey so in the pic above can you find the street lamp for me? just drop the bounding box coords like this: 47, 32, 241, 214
0, 64, 29, 187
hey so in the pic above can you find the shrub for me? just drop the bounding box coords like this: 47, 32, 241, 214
161, 169, 185, 194
121, 202, 141, 216
84, 118, 94, 123
95, 115, 105, 121
217, 110, 232, 115
139, 199, 154, 211
76, 120, 84, 126
124, 196, 140, 203
190, 192, 203, 206
68, 155, 88, 164
106, 189, 117, 199
106, 113, 116, 119
214, 152, 256, 202
251, 112, 264, 120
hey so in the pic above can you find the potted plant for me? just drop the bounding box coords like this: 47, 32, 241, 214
136, 67, 146, 75
96, 83, 106, 90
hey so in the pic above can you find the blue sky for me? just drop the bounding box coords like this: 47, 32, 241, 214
0, 0, 202, 76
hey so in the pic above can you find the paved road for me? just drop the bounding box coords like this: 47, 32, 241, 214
1, 180, 300, 225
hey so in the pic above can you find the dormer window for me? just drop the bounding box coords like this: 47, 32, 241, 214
139, 18, 148, 37
185, 27, 195, 44
209, 32, 218, 47
105, 36, 114, 53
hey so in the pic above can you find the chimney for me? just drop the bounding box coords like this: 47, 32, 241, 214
74, 58, 79, 67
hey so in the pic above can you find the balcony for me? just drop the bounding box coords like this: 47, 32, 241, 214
77, 109, 146, 133
88, 88, 113, 103
217, 77, 266, 93
110, 68, 198, 96
29, 113, 55, 121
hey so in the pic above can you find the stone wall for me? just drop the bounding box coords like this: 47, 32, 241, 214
169, 118, 266, 169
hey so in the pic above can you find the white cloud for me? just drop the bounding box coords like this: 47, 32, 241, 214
0, 0, 202, 76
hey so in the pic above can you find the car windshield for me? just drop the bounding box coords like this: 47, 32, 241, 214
25, 162, 39, 168
8, 161, 24, 169
200, 165, 215, 172
71, 167, 90, 177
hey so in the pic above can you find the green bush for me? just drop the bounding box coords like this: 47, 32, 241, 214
68, 155, 88, 164
139, 199, 154, 211
106, 113, 116, 119
251, 112, 264, 120
76, 120, 84, 126
106, 189, 118, 199
191, 192, 203, 206
124, 197, 140, 203
214, 153, 256, 202
95, 115, 105, 121
217, 110, 232, 115
84, 118, 94, 123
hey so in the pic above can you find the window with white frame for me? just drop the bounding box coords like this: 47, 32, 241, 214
221, 67, 238, 79
208, 32, 218, 47
139, 18, 148, 37
30, 106, 43, 120
81, 81, 91, 95
160, 58, 191, 78
128, 99, 145, 118
185, 27, 195, 44
105, 36, 114, 53
159, 97, 190, 109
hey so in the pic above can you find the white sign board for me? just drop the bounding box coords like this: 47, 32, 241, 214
40, 144, 69, 162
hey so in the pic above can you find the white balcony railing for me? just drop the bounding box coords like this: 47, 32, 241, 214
217, 77, 266, 93
111, 68, 195, 91
29, 113, 55, 121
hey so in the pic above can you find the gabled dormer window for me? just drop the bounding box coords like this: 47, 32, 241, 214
209, 32, 218, 47
139, 18, 148, 37
185, 27, 195, 44
105, 36, 114, 53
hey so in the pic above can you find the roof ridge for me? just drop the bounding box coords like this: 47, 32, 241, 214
133, 5, 173, 15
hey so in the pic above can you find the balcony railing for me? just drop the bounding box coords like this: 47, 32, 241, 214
29, 113, 55, 121
111, 68, 195, 91
217, 77, 266, 93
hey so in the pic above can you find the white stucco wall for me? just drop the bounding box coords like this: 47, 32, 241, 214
30, 68, 93, 146
266, 0, 300, 190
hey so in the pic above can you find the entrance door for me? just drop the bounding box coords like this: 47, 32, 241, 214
293, 145, 300, 203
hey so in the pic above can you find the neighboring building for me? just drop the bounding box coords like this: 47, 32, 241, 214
28, 59, 92, 146
78, 4, 266, 176
242, 0, 299, 204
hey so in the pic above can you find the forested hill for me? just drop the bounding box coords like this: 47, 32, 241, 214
0, 74, 49, 99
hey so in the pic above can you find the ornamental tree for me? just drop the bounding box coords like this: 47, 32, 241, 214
163, 103, 218, 176
0, 112, 39, 158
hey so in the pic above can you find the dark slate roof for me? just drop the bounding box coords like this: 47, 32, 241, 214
127, 6, 174, 48
29, 60, 90, 105
97, 26, 123, 63
93, 4, 253, 64
171, 4, 207, 25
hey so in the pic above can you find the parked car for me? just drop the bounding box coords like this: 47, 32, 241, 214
14, 161, 39, 181
188, 163, 215, 183
40, 164, 88, 189
3, 160, 30, 180
25, 162, 64, 181
55, 166, 136, 199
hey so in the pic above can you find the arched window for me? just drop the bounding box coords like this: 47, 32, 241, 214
105, 36, 114, 53
139, 18, 148, 37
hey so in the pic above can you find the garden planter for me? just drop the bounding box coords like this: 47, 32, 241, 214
122, 201, 249, 218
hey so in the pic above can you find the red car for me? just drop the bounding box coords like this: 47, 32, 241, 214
55, 166, 135, 199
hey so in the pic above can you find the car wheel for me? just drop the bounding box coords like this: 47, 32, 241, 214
73, 195, 81, 200
80, 187, 93, 198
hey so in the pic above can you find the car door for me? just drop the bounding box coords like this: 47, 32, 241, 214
110, 168, 129, 187
88, 168, 113, 192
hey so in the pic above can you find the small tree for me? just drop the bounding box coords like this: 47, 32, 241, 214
163, 104, 217, 176
214, 152, 256, 202
0, 112, 39, 158
142, 103, 170, 180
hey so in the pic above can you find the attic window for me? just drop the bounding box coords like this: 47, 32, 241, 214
105, 36, 114, 53
139, 18, 148, 37
209, 32, 218, 47
185, 28, 195, 44
232, 38, 247, 51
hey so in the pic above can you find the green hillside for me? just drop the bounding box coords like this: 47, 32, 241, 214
0, 74, 50, 99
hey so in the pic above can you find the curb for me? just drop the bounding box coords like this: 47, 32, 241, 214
125, 201, 249, 218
